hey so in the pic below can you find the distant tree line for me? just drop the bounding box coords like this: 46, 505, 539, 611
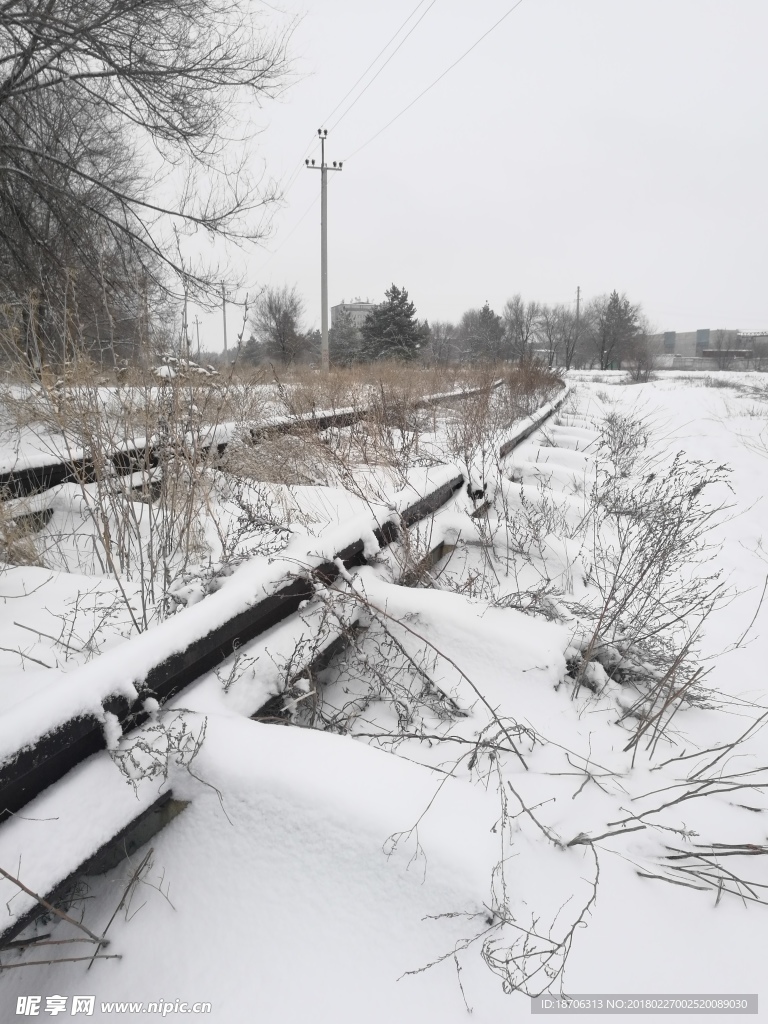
244, 283, 653, 374
426, 291, 650, 371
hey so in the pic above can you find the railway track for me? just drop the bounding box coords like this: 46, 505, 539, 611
0, 384, 569, 946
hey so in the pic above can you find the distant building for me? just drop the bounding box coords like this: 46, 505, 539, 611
648, 328, 765, 369
331, 299, 377, 329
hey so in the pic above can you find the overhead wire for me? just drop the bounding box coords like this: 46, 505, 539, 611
271, 0, 439, 209
265, 0, 503, 269
263, 193, 319, 260
260, 1, 436, 258
256, 173, 341, 270
262, 3, 443, 264
342, 0, 527, 162
277, 136, 320, 204
327, 0, 440, 133
322, 0, 435, 126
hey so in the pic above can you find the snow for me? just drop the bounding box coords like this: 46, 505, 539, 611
0, 715, 517, 1021
0, 754, 165, 928
1, 374, 767, 1021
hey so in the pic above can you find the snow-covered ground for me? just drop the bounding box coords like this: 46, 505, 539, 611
1, 373, 767, 1022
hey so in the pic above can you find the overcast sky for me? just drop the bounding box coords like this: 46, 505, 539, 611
193, 0, 768, 352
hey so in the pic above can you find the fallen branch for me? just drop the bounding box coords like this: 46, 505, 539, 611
0, 866, 105, 947
88, 847, 154, 970
0, 954, 121, 970
567, 825, 646, 847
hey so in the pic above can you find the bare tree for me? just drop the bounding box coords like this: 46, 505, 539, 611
249, 285, 306, 365
0, 81, 187, 368
537, 305, 560, 367
529, 302, 582, 369
559, 304, 582, 370
425, 320, 458, 365
0, 0, 293, 306
502, 295, 540, 362
624, 326, 658, 382
456, 308, 481, 361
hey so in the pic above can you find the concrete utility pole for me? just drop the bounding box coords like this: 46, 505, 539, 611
194, 315, 201, 358
221, 282, 228, 354
306, 129, 342, 372
576, 285, 581, 334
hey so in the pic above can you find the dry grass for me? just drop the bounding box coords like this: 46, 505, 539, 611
271, 360, 560, 416
0, 502, 45, 566
0, 351, 562, 643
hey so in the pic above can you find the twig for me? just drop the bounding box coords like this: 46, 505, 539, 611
636, 870, 709, 891
0, 936, 93, 950
0, 866, 105, 946
88, 847, 154, 970
0, 575, 55, 600
506, 781, 561, 845
734, 572, 768, 648
0, 932, 50, 949
688, 710, 768, 780
0, 645, 53, 669
664, 843, 768, 859
453, 954, 472, 1014
13, 620, 81, 653
0, 954, 121, 969
566, 825, 646, 846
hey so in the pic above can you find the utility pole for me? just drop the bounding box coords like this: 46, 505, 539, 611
576, 285, 581, 334
221, 282, 228, 354
194, 315, 201, 358
307, 128, 342, 372
182, 289, 189, 358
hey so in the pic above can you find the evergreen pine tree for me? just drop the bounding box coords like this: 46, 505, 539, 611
241, 335, 261, 365
597, 290, 640, 369
361, 284, 423, 361
476, 302, 504, 359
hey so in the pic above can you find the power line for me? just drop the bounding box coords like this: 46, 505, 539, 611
280, 0, 442, 203
323, 0, 434, 126
342, 0, 527, 162
278, 137, 321, 204
328, 0, 440, 133
261, 195, 318, 262
257, 0, 469, 271
274, 0, 437, 207
263, 1, 445, 250
257, 173, 341, 269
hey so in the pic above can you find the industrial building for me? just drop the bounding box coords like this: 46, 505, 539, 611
649, 329, 767, 369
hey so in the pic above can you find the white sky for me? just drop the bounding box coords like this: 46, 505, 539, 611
192, 0, 768, 352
